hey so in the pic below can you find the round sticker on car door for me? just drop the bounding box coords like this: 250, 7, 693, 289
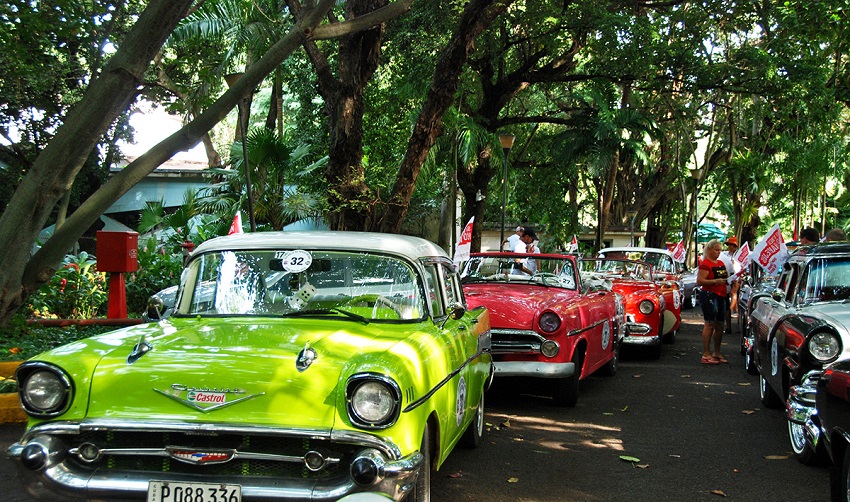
602, 320, 611, 350
456, 376, 467, 426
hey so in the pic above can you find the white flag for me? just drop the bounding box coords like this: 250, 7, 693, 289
734, 242, 751, 268
453, 217, 474, 265
751, 224, 788, 275
567, 234, 578, 253
671, 240, 686, 263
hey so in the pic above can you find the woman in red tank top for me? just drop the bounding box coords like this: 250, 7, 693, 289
697, 240, 729, 364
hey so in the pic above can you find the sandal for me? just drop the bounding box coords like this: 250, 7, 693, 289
714, 355, 729, 364
701, 356, 720, 365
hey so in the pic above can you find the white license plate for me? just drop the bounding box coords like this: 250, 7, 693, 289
147, 481, 241, 502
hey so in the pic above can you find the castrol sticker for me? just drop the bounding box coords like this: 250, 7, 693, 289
188, 391, 226, 404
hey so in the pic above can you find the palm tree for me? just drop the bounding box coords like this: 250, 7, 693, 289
554, 89, 656, 252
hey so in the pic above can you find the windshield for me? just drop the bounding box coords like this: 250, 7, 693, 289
802, 257, 850, 303
460, 255, 577, 289
175, 250, 427, 321
579, 258, 654, 281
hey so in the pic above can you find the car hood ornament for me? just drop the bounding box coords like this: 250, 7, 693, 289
154, 384, 264, 413
296, 343, 318, 372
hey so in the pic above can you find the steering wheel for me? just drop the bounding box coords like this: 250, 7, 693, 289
343, 294, 404, 318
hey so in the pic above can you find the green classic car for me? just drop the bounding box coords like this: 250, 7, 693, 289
8, 231, 493, 501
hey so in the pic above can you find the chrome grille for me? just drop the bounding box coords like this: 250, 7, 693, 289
490, 329, 546, 354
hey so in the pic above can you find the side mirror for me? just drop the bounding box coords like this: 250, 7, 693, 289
450, 303, 466, 320
146, 295, 164, 321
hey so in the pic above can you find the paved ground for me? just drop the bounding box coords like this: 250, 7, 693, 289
0, 308, 832, 501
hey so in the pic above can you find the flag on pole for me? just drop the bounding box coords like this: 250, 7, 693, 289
228, 212, 243, 235
453, 216, 474, 265
671, 240, 686, 263
567, 235, 579, 253
751, 224, 788, 275
734, 242, 751, 268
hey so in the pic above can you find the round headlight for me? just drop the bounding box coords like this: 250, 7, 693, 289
21, 368, 70, 415
808, 332, 840, 363
347, 377, 400, 428
638, 299, 655, 315
539, 312, 562, 333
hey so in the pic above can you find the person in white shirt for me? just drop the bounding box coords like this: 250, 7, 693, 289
513, 228, 539, 275
503, 226, 524, 251
719, 236, 742, 333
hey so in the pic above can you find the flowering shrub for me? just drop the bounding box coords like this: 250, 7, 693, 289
125, 244, 183, 314
26, 252, 107, 319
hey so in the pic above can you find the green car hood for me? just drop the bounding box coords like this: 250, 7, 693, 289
76, 317, 409, 429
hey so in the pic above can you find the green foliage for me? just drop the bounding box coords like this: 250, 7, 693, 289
125, 245, 184, 315
0, 315, 114, 361
25, 252, 107, 319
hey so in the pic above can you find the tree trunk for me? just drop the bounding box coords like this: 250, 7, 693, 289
378, 0, 505, 233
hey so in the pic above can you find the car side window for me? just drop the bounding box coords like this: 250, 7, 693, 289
423, 264, 445, 318
441, 264, 464, 308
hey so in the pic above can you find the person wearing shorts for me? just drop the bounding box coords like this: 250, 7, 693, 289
697, 239, 729, 364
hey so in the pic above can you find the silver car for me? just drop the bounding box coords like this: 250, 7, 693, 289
747, 242, 850, 466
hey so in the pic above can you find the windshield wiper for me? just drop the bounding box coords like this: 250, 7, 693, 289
284, 308, 370, 324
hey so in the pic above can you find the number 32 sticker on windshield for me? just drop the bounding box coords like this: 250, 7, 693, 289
279, 250, 313, 273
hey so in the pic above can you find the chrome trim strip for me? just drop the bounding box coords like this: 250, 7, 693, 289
402, 346, 489, 413
567, 319, 607, 338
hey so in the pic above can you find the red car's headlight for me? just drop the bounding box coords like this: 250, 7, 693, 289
638, 299, 655, 315
539, 312, 561, 333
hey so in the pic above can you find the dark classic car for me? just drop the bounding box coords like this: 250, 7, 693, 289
460, 252, 625, 406
747, 242, 850, 465
8, 231, 494, 501
806, 360, 850, 500
738, 260, 779, 374
579, 258, 681, 359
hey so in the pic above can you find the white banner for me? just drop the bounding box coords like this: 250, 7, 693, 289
453, 216, 474, 265
671, 240, 686, 263
734, 242, 751, 268
751, 224, 788, 275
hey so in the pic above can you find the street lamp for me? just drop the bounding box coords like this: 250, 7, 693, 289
498, 133, 516, 249
224, 72, 257, 232
626, 210, 638, 247
689, 168, 702, 267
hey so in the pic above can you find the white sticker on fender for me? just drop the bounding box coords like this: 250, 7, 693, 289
456, 376, 467, 426
602, 320, 611, 350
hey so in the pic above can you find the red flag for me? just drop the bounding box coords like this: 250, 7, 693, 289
228, 213, 243, 235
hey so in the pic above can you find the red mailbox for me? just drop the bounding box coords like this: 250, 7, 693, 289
96, 231, 139, 273
96, 231, 139, 319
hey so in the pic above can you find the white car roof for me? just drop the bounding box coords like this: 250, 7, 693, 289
598, 246, 675, 258
192, 231, 449, 263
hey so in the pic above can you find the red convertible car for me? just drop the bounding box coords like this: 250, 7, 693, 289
579, 258, 681, 358
460, 252, 625, 406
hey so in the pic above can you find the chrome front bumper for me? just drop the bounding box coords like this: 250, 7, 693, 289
494, 361, 576, 378
623, 323, 660, 346
7, 420, 422, 501
786, 371, 823, 451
